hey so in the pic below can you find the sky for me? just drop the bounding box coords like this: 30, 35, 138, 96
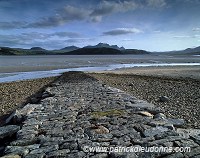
0, 0, 200, 51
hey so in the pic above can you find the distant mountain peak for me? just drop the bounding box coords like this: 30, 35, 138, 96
59, 46, 79, 52
30, 47, 46, 51
60, 46, 79, 50
84, 43, 125, 50
96, 43, 110, 47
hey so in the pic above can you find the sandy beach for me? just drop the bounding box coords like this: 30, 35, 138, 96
104, 65, 200, 80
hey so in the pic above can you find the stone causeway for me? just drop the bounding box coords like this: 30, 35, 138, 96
0, 72, 200, 158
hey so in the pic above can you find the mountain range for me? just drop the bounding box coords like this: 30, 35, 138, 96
0, 43, 199, 55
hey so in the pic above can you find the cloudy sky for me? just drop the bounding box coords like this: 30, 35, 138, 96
0, 0, 200, 51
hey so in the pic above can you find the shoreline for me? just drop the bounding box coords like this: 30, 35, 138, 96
100, 65, 200, 80
0, 64, 200, 83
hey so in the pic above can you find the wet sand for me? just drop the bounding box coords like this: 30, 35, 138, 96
101, 65, 200, 80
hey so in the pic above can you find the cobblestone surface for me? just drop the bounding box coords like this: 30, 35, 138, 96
1, 72, 200, 158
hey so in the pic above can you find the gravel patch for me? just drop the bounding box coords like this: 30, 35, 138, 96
90, 73, 200, 128
0, 77, 57, 125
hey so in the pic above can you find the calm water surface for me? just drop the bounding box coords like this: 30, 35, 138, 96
0, 55, 200, 82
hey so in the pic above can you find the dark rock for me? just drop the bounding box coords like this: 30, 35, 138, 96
66, 151, 86, 158
24, 153, 45, 158
154, 130, 179, 140
111, 130, 124, 138
190, 135, 200, 145
60, 140, 78, 150
46, 149, 70, 157
176, 128, 200, 138
148, 136, 185, 146
184, 146, 200, 157
29, 145, 59, 155
0, 125, 20, 140
159, 96, 169, 102
128, 83, 134, 86
162, 152, 184, 158
125, 102, 155, 110
109, 152, 138, 158
10, 138, 39, 146
5, 146, 29, 156
144, 126, 169, 137
167, 118, 185, 127
131, 137, 155, 145
30, 97, 39, 104
90, 153, 108, 158
174, 139, 199, 147
153, 113, 166, 119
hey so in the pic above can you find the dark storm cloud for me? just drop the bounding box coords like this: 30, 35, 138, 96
90, 0, 138, 22
103, 28, 142, 36
0, 0, 169, 29
26, 5, 90, 28
53, 32, 81, 38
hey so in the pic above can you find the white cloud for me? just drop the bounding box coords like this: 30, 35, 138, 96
192, 27, 200, 31
173, 35, 191, 38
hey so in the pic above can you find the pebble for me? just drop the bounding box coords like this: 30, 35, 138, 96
159, 96, 169, 102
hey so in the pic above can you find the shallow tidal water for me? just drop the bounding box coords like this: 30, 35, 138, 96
0, 54, 200, 82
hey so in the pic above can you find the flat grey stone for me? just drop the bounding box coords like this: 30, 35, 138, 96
0, 125, 20, 140
174, 139, 199, 147
191, 135, 200, 145
125, 102, 155, 110
148, 136, 186, 146
162, 152, 184, 158
0, 155, 21, 158
29, 145, 59, 155
90, 153, 108, 158
46, 149, 70, 157
60, 140, 78, 150
144, 126, 169, 137
24, 153, 45, 158
66, 151, 86, 158
167, 118, 185, 127
10, 138, 39, 146
5, 146, 29, 156
184, 146, 200, 157
110, 152, 138, 158
153, 113, 166, 119
176, 128, 200, 138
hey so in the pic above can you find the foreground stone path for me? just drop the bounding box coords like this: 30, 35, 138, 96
1, 72, 200, 158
